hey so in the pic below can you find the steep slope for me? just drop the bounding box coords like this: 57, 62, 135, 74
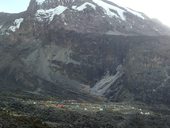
0, 0, 170, 105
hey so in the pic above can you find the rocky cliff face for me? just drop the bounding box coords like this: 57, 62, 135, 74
0, 0, 170, 104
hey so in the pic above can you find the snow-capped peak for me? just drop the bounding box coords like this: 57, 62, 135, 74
72, 2, 96, 11
34, 0, 146, 21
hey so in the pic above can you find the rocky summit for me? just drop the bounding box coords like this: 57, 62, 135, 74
0, 0, 170, 127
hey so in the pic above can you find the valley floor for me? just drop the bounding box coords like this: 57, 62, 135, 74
0, 95, 170, 128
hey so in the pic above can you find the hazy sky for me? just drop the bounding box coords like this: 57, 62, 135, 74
0, 0, 169, 26
0, 0, 30, 13
113, 0, 170, 27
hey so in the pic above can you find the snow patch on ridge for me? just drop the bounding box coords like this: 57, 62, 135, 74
92, 0, 126, 20
125, 8, 145, 19
35, 6, 67, 22
72, 2, 96, 11
9, 18, 24, 32
36, 0, 46, 5
0, 25, 4, 35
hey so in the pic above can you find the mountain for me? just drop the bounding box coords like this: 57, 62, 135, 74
1, 0, 170, 36
0, 0, 170, 105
